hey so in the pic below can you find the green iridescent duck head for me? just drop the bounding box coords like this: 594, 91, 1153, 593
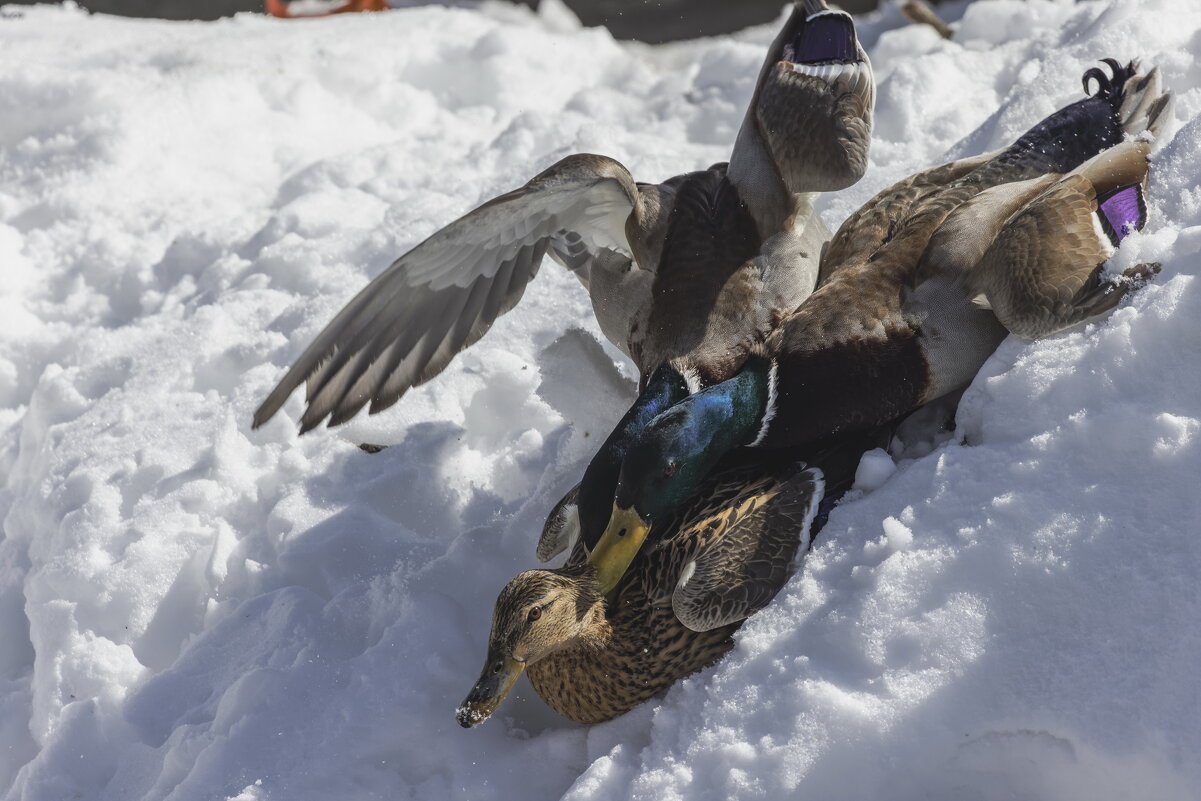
589, 356, 776, 593
573, 364, 690, 552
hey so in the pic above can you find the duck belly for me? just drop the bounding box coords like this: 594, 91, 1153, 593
585, 249, 655, 366
908, 275, 1008, 401
758, 203, 830, 311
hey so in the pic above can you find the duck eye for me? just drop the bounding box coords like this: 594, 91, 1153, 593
663, 460, 679, 478
527, 607, 542, 622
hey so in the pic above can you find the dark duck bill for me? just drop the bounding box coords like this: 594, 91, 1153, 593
456, 653, 525, 729
785, 10, 859, 66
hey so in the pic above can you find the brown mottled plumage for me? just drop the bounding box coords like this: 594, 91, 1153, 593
523, 560, 736, 725
459, 450, 848, 726
756, 48, 874, 196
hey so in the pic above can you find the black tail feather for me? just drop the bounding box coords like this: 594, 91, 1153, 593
1082, 58, 1136, 101
993, 59, 1139, 178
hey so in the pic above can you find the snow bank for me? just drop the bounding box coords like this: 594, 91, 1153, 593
0, 1, 1198, 799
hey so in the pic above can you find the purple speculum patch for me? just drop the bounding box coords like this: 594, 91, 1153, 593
1097, 184, 1147, 246
795, 13, 857, 64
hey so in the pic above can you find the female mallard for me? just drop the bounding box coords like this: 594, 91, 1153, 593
581, 59, 1172, 590
456, 429, 879, 727
251, 0, 876, 434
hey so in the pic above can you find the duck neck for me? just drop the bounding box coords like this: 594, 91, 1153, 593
729, 116, 789, 236
559, 562, 613, 650
728, 106, 818, 238
629, 357, 777, 516
698, 354, 778, 452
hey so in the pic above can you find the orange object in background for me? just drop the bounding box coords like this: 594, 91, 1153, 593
264, 0, 387, 18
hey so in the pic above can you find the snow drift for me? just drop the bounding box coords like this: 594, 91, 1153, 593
0, 1, 1199, 799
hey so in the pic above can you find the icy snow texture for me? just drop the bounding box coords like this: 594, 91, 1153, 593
1, 1, 1200, 799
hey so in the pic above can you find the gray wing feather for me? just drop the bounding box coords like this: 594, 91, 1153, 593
253, 155, 638, 432
672, 467, 824, 633
536, 483, 581, 563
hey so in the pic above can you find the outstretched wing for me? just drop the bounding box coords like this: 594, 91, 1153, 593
253, 154, 640, 433
671, 466, 824, 633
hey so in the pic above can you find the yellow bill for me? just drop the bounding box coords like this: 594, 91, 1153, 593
589, 503, 652, 595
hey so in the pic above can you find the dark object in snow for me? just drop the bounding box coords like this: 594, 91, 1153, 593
901, 0, 953, 39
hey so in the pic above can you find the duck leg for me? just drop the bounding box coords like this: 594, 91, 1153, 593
263, 0, 292, 17
329, 0, 388, 14
1036, 261, 1160, 333
264, 0, 387, 18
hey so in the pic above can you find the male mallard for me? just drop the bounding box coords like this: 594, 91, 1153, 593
582, 59, 1171, 590
456, 429, 880, 727
251, 0, 875, 433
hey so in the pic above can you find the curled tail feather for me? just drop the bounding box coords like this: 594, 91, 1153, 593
1082, 57, 1137, 101
995, 59, 1170, 179
1079, 57, 1172, 140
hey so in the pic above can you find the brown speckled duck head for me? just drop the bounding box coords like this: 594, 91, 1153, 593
730, 0, 875, 229
456, 566, 608, 729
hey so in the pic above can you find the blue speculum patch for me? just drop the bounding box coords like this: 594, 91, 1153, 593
796, 14, 856, 64
1097, 184, 1147, 246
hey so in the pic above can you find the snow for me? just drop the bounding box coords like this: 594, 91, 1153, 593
1, 0, 1199, 799
852, 447, 896, 492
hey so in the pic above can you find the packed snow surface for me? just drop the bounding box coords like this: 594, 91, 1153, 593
2, 1, 1200, 799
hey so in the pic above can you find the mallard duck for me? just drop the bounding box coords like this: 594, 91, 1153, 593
251, 0, 875, 433
456, 428, 880, 727
581, 59, 1171, 589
